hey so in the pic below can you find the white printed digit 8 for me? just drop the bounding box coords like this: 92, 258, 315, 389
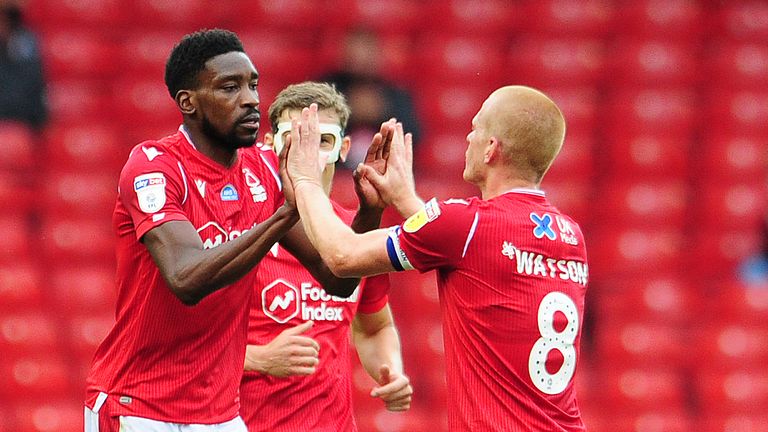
528, 291, 579, 395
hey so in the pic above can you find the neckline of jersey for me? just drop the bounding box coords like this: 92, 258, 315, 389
178, 125, 242, 172
500, 188, 546, 197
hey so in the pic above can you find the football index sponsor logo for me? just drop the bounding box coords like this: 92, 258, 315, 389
262, 279, 300, 323
134, 172, 166, 213
262, 278, 359, 323
220, 184, 239, 201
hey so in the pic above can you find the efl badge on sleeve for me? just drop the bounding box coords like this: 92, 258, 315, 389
134, 173, 167, 214
403, 198, 441, 233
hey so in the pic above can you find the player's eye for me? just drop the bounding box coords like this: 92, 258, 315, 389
320, 134, 336, 151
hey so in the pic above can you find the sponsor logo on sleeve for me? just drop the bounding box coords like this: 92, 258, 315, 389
134, 173, 166, 214
556, 216, 579, 245
403, 198, 441, 233
530, 212, 557, 240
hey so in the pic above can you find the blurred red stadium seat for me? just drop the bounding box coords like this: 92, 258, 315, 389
46, 80, 110, 122
603, 88, 697, 135
121, 31, 185, 79
50, 264, 117, 315
602, 133, 690, 178
595, 321, 686, 367
0, 121, 35, 172
692, 181, 767, 229
595, 275, 698, 324
697, 367, 768, 415
582, 409, 692, 432
111, 77, 181, 129
26, 0, 124, 30
704, 90, 768, 135
67, 313, 114, 365
521, 0, 617, 36
0, 213, 34, 262
713, 2, 768, 41
128, 0, 226, 29
40, 215, 116, 265
0, 313, 59, 358
698, 413, 768, 432
0, 261, 44, 313
587, 227, 684, 278
541, 180, 592, 226
422, 0, 519, 33
327, 0, 426, 33
40, 30, 121, 79
616, 0, 704, 39
704, 41, 768, 89
687, 229, 762, 280
44, 122, 127, 171
596, 367, 687, 411
414, 35, 505, 85
41, 170, 117, 217
11, 399, 83, 432
697, 133, 767, 181
510, 37, 607, 87
593, 180, 688, 227
692, 323, 768, 369
237, 30, 319, 84
606, 39, 699, 86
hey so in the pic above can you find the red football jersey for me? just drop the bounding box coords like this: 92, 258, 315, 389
240, 200, 390, 432
387, 189, 588, 431
85, 127, 283, 424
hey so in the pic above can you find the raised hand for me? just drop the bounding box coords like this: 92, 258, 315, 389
244, 320, 320, 377
353, 119, 396, 211
356, 121, 422, 218
286, 103, 324, 190
370, 364, 413, 412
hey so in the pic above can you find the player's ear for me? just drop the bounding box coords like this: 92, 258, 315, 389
263, 133, 274, 147
339, 136, 351, 163
176, 90, 195, 115
484, 137, 500, 164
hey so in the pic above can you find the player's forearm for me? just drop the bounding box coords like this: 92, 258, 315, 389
167, 205, 299, 305
295, 181, 362, 277
353, 325, 404, 380
393, 195, 425, 219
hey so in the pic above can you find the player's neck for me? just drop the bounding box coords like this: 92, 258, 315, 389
182, 124, 238, 168
481, 176, 538, 200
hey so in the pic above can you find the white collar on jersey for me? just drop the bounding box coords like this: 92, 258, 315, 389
178, 125, 197, 150
501, 188, 546, 197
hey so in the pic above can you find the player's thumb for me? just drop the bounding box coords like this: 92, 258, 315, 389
283, 320, 313, 335
378, 364, 392, 385
357, 164, 386, 188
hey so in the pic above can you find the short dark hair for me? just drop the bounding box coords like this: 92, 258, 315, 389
164, 29, 245, 99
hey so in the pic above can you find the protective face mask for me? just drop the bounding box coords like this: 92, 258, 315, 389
273, 122, 344, 164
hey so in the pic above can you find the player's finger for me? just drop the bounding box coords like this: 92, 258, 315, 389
364, 133, 383, 163
290, 345, 320, 359
357, 165, 387, 191
289, 335, 320, 351
282, 320, 313, 335
289, 366, 317, 376
404, 133, 413, 167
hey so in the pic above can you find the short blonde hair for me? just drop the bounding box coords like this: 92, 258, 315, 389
268, 82, 351, 133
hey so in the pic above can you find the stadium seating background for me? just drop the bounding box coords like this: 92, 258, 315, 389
2, 0, 768, 431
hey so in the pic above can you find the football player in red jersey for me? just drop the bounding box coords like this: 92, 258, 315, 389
286, 86, 588, 431
239, 81, 411, 432
84, 30, 373, 432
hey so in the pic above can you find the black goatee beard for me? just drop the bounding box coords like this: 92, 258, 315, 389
201, 115, 257, 151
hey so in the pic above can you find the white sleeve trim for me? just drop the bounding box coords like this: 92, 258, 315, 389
462, 211, 479, 258
259, 153, 282, 191
176, 161, 189, 205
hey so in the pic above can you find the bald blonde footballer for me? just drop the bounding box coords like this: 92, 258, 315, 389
284, 86, 588, 431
